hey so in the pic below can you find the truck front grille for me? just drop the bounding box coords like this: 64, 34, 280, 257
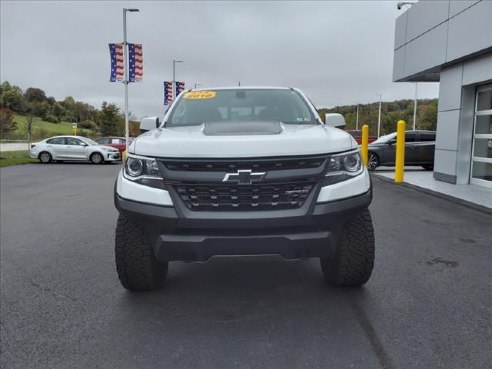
165, 158, 324, 172
174, 182, 315, 211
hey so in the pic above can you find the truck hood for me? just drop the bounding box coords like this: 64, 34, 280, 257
130, 123, 356, 158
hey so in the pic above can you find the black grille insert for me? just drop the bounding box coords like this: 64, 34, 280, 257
165, 158, 324, 172
174, 182, 316, 211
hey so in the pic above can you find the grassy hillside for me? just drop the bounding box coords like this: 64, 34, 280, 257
8, 114, 91, 141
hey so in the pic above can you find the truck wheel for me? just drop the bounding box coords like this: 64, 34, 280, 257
320, 209, 375, 287
115, 215, 168, 291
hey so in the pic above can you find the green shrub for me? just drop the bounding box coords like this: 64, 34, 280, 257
79, 119, 96, 129
44, 114, 59, 123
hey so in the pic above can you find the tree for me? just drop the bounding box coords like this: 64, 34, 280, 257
32, 101, 50, 117
24, 87, 47, 103
0, 84, 26, 112
52, 101, 67, 119
0, 108, 17, 136
99, 102, 123, 136
418, 100, 438, 130
319, 98, 439, 136
61, 96, 76, 112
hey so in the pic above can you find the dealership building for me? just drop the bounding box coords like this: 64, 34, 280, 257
393, 0, 492, 188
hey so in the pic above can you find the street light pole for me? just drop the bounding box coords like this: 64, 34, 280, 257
377, 93, 382, 138
172, 59, 183, 101
413, 82, 418, 131
122, 8, 139, 153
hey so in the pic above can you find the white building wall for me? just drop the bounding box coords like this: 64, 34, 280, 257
393, 0, 492, 185
393, 0, 492, 82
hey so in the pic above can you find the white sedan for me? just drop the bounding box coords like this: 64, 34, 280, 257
30, 135, 121, 164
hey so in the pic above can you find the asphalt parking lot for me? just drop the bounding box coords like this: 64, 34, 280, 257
1, 163, 491, 369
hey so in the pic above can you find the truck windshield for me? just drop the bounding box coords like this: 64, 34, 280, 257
166, 89, 316, 127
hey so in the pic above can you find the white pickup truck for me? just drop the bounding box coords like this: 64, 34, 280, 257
114, 87, 374, 291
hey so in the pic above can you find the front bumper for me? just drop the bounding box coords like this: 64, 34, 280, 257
104, 152, 121, 161
114, 189, 372, 262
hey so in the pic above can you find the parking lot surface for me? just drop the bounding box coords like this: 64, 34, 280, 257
1, 163, 491, 369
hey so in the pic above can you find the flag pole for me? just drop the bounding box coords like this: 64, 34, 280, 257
123, 9, 129, 153
122, 8, 139, 153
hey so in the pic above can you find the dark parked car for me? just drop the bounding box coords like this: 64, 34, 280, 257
96, 137, 133, 153
367, 130, 435, 171
345, 130, 377, 144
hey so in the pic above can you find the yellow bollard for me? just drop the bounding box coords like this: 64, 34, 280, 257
395, 120, 405, 183
73, 128, 78, 136
122, 150, 127, 161
361, 125, 369, 166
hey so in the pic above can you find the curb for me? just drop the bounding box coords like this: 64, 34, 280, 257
372, 174, 492, 216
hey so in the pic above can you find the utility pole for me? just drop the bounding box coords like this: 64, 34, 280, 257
413, 82, 418, 130
377, 93, 382, 138
122, 8, 139, 152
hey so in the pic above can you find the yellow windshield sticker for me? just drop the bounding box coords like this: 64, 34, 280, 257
184, 91, 217, 99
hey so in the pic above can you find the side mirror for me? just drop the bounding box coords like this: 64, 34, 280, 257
140, 117, 160, 132
388, 139, 396, 145
324, 113, 346, 128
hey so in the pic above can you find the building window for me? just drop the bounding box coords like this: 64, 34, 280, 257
471, 84, 492, 188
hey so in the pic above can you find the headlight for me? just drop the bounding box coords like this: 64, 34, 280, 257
123, 155, 164, 188
323, 150, 363, 185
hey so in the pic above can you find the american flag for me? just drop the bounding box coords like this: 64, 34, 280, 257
164, 81, 173, 105
129, 43, 143, 82
176, 82, 185, 97
109, 43, 124, 82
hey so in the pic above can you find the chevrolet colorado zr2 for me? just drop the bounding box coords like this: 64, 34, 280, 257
114, 87, 374, 290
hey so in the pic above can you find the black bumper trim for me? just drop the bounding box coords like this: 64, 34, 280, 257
155, 231, 337, 261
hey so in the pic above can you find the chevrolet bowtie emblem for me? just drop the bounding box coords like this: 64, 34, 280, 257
223, 169, 266, 185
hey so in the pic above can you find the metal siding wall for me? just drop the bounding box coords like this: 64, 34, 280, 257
393, 0, 492, 185
436, 110, 461, 151
462, 54, 492, 86
435, 65, 462, 181
393, 0, 492, 82
394, 11, 408, 49
449, 0, 481, 17
393, 47, 406, 81
447, 0, 492, 61
405, 0, 450, 42
404, 23, 448, 78
438, 64, 463, 111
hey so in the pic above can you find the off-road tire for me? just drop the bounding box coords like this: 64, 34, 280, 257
367, 152, 379, 171
320, 209, 375, 286
115, 215, 168, 291
90, 152, 104, 164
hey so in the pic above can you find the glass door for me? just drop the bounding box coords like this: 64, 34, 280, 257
471, 84, 492, 188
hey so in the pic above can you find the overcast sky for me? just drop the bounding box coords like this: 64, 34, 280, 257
1, 0, 439, 118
